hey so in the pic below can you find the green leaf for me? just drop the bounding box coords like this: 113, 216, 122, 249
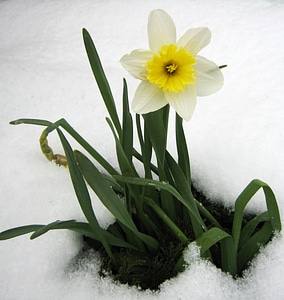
144, 197, 188, 243
55, 118, 119, 176
237, 221, 273, 274
82, 28, 121, 136
175, 114, 191, 182
232, 179, 281, 251
196, 227, 231, 255
165, 151, 205, 237
75, 150, 159, 253
135, 114, 158, 177
75, 150, 137, 232
238, 211, 270, 249
0, 225, 43, 240
57, 128, 113, 258
10, 117, 119, 176
10, 118, 54, 127
106, 118, 138, 178
113, 175, 205, 230
121, 79, 133, 162
220, 235, 237, 276
38, 220, 137, 249
0, 220, 138, 250
194, 201, 222, 229
196, 227, 237, 275
31, 220, 76, 239
136, 114, 151, 178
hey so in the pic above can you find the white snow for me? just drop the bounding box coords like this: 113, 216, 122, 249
1, 0, 284, 299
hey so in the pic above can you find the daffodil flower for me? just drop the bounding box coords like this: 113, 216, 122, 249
120, 9, 224, 120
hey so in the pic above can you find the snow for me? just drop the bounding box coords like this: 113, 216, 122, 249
1, 0, 284, 299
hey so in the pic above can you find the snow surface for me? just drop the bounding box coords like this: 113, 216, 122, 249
1, 0, 284, 299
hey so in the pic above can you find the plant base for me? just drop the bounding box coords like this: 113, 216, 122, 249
79, 186, 257, 291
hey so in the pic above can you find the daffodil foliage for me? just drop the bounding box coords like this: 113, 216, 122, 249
0, 10, 281, 290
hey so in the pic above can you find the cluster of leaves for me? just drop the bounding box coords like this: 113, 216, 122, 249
0, 29, 281, 290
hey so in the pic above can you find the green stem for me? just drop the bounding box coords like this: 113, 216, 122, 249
143, 108, 176, 220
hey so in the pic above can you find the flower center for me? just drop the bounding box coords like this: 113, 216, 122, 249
146, 44, 197, 93
165, 63, 178, 74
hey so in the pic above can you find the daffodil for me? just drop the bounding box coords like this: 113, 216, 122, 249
120, 9, 224, 120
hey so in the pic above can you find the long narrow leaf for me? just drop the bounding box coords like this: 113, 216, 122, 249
35, 220, 138, 249
220, 235, 237, 276
175, 114, 191, 181
75, 150, 159, 253
82, 28, 121, 136
113, 175, 205, 229
11, 118, 119, 175
57, 119, 119, 175
31, 220, 76, 239
238, 211, 270, 249
75, 151, 137, 231
136, 114, 153, 179
121, 79, 133, 162
196, 227, 231, 255
144, 197, 188, 243
0, 225, 43, 240
106, 118, 138, 178
56, 128, 113, 258
0, 220, 137, 250
237, 221, 273, 274
10, 118, 54, 127
232, 179, 281, 251
166, 151, 206, 237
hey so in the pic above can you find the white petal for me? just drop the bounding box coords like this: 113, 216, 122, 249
120, 49, 153, 80
165, 85, 197, 121
132, 81, 168, 114
148, 9, 176, 52
177, 27, 211, 55
195, 56, 224, 96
